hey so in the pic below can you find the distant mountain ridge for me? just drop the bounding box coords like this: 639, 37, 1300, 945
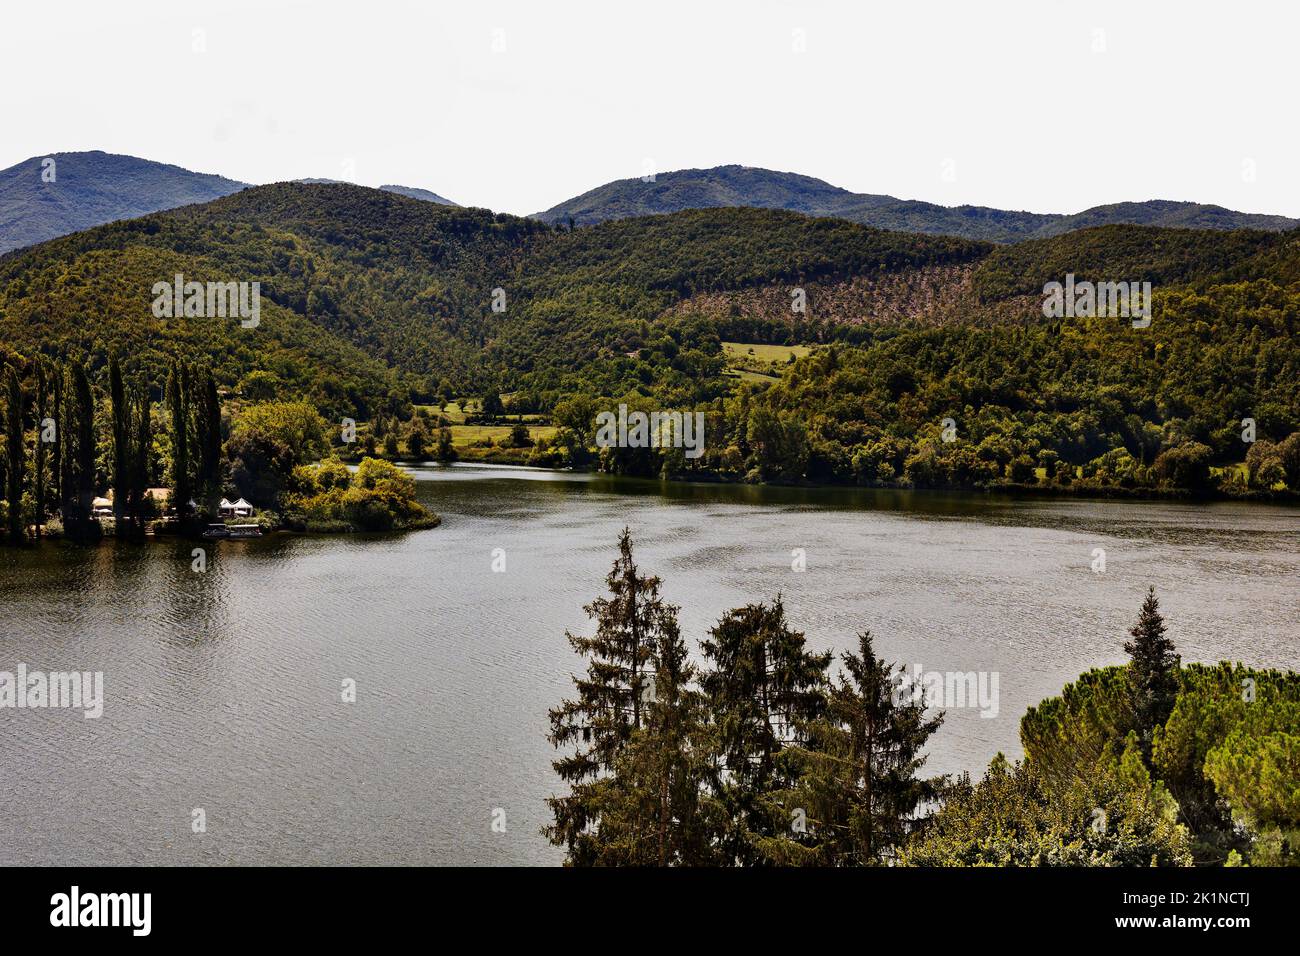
0, 152, 458, 256
532, 165, 1299, 242
3, 153, 1295, 257
0, 151, 249, 255
298, 179, 457, 205
376, 183, 458, 205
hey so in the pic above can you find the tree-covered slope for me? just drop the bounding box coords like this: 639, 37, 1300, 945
2, 181, 1297, 496
0, 185, 997, 406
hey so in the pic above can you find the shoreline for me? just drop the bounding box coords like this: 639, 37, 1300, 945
375, 455, 1300, 508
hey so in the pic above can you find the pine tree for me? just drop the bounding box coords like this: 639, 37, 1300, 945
4, 365, 26, 543
699, 598, 832, 865
776, 631, 945, 865
1124, 586, 1180, 758
546, 528, 680, 863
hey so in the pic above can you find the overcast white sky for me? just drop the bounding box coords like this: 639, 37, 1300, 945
3, 0, 1296, 217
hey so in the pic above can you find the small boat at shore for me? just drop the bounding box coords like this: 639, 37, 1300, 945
201, 522, 263, 539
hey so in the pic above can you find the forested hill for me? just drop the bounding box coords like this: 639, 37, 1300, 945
534, 165, 1300, 242
0, 183, 995, 412
1, 181, 1297, 494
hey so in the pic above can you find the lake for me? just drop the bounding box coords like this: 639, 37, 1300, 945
1, 463, 1297, 865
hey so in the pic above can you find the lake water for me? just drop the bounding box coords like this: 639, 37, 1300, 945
1, 463, 1297, 865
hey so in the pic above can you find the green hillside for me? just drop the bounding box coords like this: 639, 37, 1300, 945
1, 182, 1297, 497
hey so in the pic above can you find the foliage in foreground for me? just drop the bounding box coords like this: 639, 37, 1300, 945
546, 533, 1299, 866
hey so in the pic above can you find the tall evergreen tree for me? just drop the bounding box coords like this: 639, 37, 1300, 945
58, 365, 75, 532
50, 363, 62, 509
546, 528, 680, 863
109, 354, 130, 531
774, 631, 945, 865
33, 361, 47, 538
166, 362, 191, 516
61, 363, 97, 540
581, 612, 718, 865
129, 383, 152, 534
194, 370, 223, 510
1124, 586, 1180, 758
4, 365, 26, 543
699, 598, 832, 865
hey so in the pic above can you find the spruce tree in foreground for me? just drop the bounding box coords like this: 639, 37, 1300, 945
546, 528, 680, 863
699, 598, 832, 865
581, 609, 719, 865
775, 631, 944, 865
1124, 586, 1179, 759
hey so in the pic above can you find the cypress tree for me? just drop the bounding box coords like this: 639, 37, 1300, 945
62, 363, 97, 540
776, 631, 945, 865
128, 383, 151, 533
4, 365, 26, 543
193, 369, 223, 510
1124, 586, 1180, 758
204, 372, 222, 504
166, 362, 191, 516
546, 528, 680, 863
109, 354, 129, 531
699, 598, 832, 865
34, 361, 47, 538
50, 363, 62, 509
58, 366, 75, 532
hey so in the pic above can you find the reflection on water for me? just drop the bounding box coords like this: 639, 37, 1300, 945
2, 463, 1297, 865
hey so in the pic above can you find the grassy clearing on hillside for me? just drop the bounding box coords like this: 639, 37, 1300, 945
722, 342, 811, 364
450, 424, 557, 448
724, 368, 780, 383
